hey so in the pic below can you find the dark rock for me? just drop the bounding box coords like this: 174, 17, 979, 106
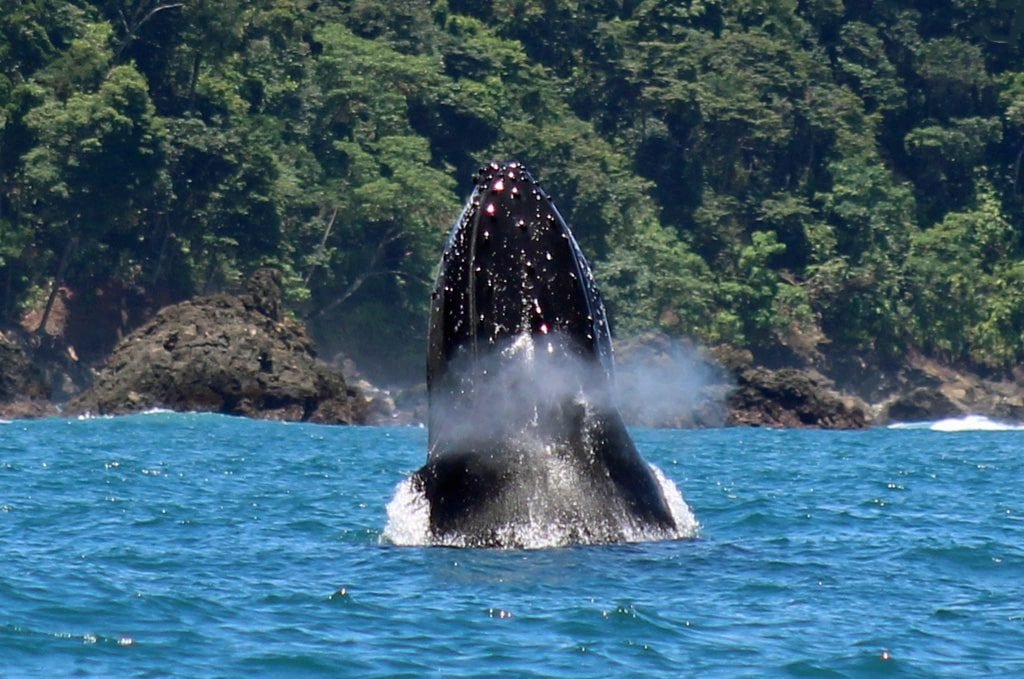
67, 270, 367, 424
245, 268, 283, 322
728, 367, 870, 429
609, 334, 870, 429
1, 331, 40, 401
0, 330, 60, 420
883, 387, 964, 423
1, 329, 51, 402
0, 399, 59, 420
864, 353, 1024, 425
708, 344, 754, 374
981, 382, 1024, 422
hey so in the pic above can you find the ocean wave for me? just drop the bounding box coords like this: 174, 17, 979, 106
888, 415, 1024, 432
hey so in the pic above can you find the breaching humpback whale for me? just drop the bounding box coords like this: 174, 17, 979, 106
409, 162, 683, 547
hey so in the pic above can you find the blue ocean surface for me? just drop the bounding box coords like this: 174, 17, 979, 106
1, 412, 1022, 677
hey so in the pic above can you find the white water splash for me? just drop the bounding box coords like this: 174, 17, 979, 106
649, 463, 700, 536
381, 476, 431, 546
888, 415, 1024, 432
381, 461, 698, 549
75, 412, 115, 421
385, 329, 699, 549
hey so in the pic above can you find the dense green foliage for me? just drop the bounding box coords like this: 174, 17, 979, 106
1, 0, 1023, 377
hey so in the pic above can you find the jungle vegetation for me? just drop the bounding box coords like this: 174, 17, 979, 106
1, 0, 1023, 379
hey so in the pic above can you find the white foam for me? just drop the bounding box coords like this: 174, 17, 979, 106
387, 329, 698, 548
382, 477, 431, 546
381, 461, 698, 549
930, 415, 1024, 432
650, 463, 700, 537
74, 412, 115, 421
888, 414, 1024, 432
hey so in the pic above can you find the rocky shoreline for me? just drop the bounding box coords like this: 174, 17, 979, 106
611, 332, 1024, 428
2, 273, 1022, 428
2, 270, 370, 425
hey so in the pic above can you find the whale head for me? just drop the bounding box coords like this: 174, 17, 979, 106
412, 161, 682, 547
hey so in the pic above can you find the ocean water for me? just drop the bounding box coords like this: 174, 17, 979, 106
1, 412, 1022, 677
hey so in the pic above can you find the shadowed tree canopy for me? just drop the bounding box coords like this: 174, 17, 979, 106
0, 0, 1022, 379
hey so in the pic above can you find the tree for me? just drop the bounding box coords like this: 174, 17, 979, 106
16, 57, 169, 334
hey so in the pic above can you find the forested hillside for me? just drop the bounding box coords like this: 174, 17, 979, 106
2, 1, 1022, 381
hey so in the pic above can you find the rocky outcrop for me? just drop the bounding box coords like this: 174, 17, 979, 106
67, 270, 367, 424
1, 330, 40, 400
0, 330, 57, 419
881, 386, 963, 423
728, 366, 870, 429
844, 353, 1024, 425
611, 333, 870, 429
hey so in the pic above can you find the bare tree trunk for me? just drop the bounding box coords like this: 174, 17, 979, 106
188, 54, 202, 112
308, 229, 404, 320
311, 268, 422, 321
150, 215, 172, 287
1014, 143, 1024, 195
115, 1, 185, 61
304, 207, 339, 286
36, 235, 79, 339
2, 266, 11, 322
202, 251, 217, 295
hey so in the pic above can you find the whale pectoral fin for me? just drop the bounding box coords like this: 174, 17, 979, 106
414, 451, 510, 538
591, 411, 677, 531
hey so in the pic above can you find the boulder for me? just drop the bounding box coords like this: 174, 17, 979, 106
609, 334, 870, 429
0, 330, 39, 401
870, 354, 1024, 425
882, 386, 964, 423
68, 270, 367, 424
728, 367, 870, 429
0, 330, 55, 419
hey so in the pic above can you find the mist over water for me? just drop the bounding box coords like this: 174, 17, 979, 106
615, 337, 728, 427
428, 331, 614, 449
385, 331, 698, 549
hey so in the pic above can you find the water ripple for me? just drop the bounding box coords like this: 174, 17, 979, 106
1, 415, 1022, 675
